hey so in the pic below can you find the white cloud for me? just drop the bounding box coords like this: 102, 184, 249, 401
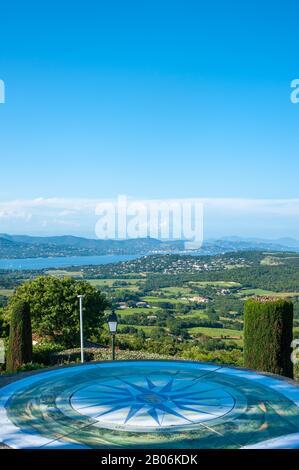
0, 197, 298, 238
203, 198, 299, 216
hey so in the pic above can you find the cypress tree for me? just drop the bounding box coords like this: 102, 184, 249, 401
7, 300, 32, 372
244, 297, 293, 378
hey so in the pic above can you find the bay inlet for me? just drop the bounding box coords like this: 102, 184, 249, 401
0, 254, 141, 270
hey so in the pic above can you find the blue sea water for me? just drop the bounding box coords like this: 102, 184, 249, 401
0, 254, 141, 270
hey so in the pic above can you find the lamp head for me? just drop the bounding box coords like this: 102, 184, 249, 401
107, 311, 118, 334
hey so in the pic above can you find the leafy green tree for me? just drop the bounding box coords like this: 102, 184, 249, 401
182, 346, 243, 366
7, 300, 32, 372
6, 276, 109, 347
244, 298, 293, 378
136, 329, 146, 341
0, 307, 9, 339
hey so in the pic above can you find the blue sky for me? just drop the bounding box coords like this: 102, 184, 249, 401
0, 1, 298, 238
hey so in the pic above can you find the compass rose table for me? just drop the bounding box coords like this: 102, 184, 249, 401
1, 360, 299, 448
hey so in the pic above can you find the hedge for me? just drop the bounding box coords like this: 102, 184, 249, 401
244, 298, 293, 378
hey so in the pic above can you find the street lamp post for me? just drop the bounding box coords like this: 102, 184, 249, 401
107, 311, 118, 361
111, 332, 116, 361
77, 295, 84, 363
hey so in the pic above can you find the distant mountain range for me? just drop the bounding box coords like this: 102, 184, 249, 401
0, 234, 185, 258
217, 236, 299, 248
201, 236, 299, 254
0, 233, 299, 259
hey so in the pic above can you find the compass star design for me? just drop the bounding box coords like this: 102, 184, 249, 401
71, 373, 235, 431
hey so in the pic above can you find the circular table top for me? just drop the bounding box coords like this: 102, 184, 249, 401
0, 360, 299, 449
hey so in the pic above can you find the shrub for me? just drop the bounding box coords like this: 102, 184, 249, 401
50, 347, 174, 364
0, 308, 9, 338
51, 348, 96, 364
244, 298, 293, 378
181, 347, 243, 366
15, 362, 46, 373
33, 343, 64, 365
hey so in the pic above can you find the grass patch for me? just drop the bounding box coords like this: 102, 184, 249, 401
260, 256, 284, 266
119, 325, 160, 335
189, 281, 241, 288
46, 270, 83, 278
238, 288, 299, 298
87, 278, 143, 291
142, 296, 190, 305
159, 286, 192, 295
176, 310, 209, 320
188, 326, 243, 339
117, 307, 160, 317
0, 288, 14, 297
